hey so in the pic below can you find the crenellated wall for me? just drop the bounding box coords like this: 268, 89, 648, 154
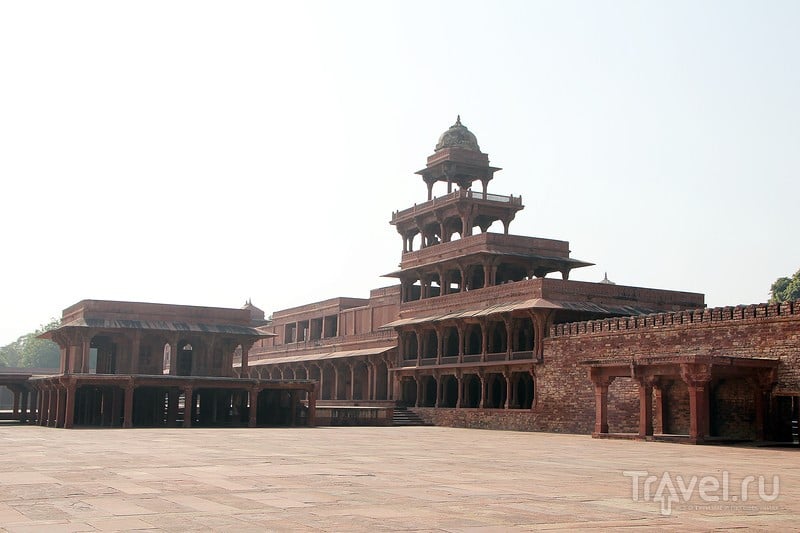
532, 300, 800, 435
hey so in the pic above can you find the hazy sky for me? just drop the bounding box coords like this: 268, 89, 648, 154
2, 1, 799, 346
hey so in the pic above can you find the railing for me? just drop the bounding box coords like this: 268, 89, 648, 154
391, 189, 522, 222
550, 300, 800, 338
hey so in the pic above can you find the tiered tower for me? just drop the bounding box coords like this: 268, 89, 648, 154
388, 117, 592, 303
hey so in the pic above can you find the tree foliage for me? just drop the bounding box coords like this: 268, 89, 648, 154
770, 269, 800, 303
0, 319, 61, 369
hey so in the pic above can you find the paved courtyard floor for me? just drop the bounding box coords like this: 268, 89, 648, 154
0, 425, 797, 532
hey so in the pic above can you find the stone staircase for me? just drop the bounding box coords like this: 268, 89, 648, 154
392, 406, 430, 426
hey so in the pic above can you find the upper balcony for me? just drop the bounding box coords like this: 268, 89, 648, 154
396, 233, 572, 271
391, 189, 522, 226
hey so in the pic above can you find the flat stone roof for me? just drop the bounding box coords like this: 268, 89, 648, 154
0, 426, 796, 530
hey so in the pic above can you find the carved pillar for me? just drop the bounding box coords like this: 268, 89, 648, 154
415, 374, 422, 408
240, 341, 254, 379
503, 371, 512, 410
64, 379, 76, 429
480, 319, 488, 362
591, 373, 615, 435
457, 324, 464, 363
182, 386, 194, 428
304, 385, 315, 427
636, 377, 654, 438
435, 326, 443, 365
482, 264, 492, 289
168, 388, 179, 427
248, 386, 259, 427
456, 372, 463, 408
680, 364, 712, 442
47, 385, 57, 427
415, 328, 423, 367
478, 372, 486, 409
503, 315, 513, 360
123, 383, 135, 429
55, 384, 66, 428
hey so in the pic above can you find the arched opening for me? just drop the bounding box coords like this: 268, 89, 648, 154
463, 374, 481, 408
488, 321, 507, 354
421, 330, 438, 359
485, 373, 507, 409
90, 335, 116, 375
495, 263, 527, 285
335, 364, 350, 400
352, 361, 369, 400
512, 372, 535, 409
374, 359, 389, 400
321, 364, 335, 400
465, 325, 482, 356
443, 327, 459, 357
468, 267, 485, 290
176, 340, 194, 376
401, 377, 417, 406
422, 375, 437, 407
162, 343, 171, 374
404, 331, 418, 360
442, 375, 458, 407
513, 317, 534, 352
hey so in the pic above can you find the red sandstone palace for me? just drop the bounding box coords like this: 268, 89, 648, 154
2, 118, 798, 444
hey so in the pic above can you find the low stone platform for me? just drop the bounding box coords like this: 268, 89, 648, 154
0, 425, 796, 531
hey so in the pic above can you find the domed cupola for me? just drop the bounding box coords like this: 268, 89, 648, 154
434, 115, 481, 152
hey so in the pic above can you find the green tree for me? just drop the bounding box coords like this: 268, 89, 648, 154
0, 319, 61, 369
770, 269, 800, 303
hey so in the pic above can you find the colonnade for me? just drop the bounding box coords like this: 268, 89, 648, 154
396, 367, 535, 410
28, 376, 315, 429
398, 312, 548, 364
248, 353, 393, 402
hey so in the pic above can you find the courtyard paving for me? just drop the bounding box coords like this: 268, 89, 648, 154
0, 424, 797, 532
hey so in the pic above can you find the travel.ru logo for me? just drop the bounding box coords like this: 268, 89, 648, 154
623, 470, 780, 516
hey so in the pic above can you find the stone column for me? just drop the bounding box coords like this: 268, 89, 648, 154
434, 373, 442, 408
457, 325, 464, 363
456, 372, 463, 408
48, 385, 57, 427
478, 373, 486, 409
504, 316, 513, 361
248, 387, 259, 428
182, 386, 194, 428
637, 377, 654, 438
123, 384, 135, 429
64, 380, 76, 429
591, 376, 614, 435
307, 386, 317, 427
55, 385, 66, 428
11, 389, 19, 417
20, 390, 29, 423
240, 341, 253, 379
168, 388, 179, 427
504, 372, 512, 409
435, 326, 443, 365
680, 364, 712, 443
415, 375, 422, 408
480, 320, 488, 362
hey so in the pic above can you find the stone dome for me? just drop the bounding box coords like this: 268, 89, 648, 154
435, 115, 480, 152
